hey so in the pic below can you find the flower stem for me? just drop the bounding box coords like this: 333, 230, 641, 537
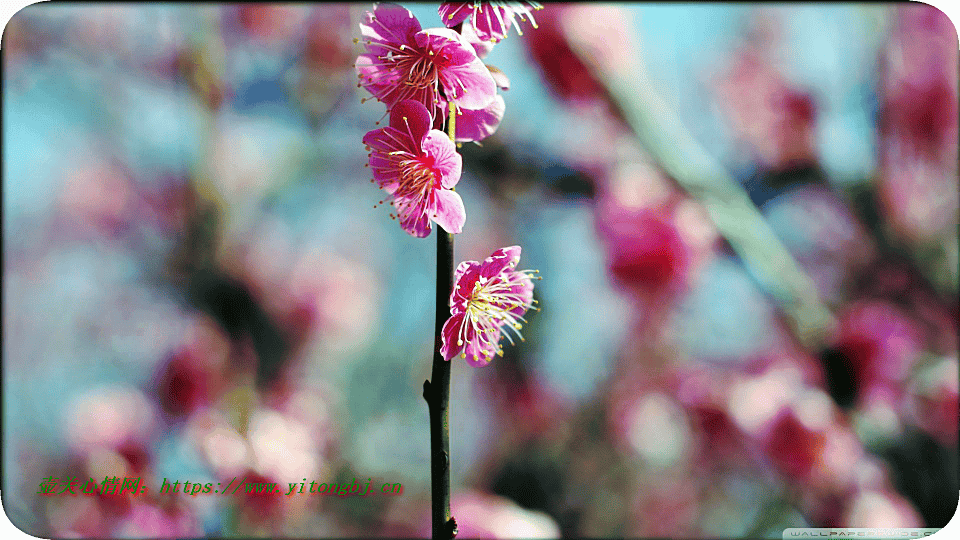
424, 230, 456, 539
422, 100, 459, 540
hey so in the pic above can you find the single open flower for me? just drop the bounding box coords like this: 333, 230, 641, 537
439, 1, 543, 42
441, 246, 540, 365
363, 100, 465, 237
356, 3, 497, 118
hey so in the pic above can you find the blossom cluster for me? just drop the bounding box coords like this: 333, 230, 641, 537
356, 2, 543, 365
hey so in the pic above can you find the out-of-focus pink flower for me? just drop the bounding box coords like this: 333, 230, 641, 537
905, 358, 959, 446
233, 469, 284, 522
425, 490, 560, 539
483, 365, 569, 441
831, 300, 921, 404
522, 5, 631, 104
630, 480, 700, 538
114, 502, 202, 538
58, 157, 133, 237
248, 407, 325, 483
762, 405, 829, 480
233, 4, 313, 47
877, 4, 958, 241
596, 205, 691, 297
363, 99, 465, 237
48, 497, 108, 537
438, 2, 543, 42
66, 385, 157, 456
880, 4, 958, 157
674, 364, 752, 467
712, 46, 818, 170
356, 4, 497, 118
154, 316, 230, 419
187, 411, 251, 478
155, 351, 213, 419
302, 5, 354, 70
841, 488, 924, 528
441, 246, 539, 365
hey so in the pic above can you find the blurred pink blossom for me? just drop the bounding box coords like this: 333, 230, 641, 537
66, 385, 157, 456
831, 300, 922, 405
233, 4, 313, 48
841, 488, 924, 528
877, 4, 959, 240
904, 357, 959, 446
711, 46, 818, 170
427, 490, 560, 539
595, 195, 695, 305
522, 5, 631, 105
114, 502, 202, 538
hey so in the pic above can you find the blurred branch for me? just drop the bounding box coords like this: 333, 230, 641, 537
565, 27, 836, 351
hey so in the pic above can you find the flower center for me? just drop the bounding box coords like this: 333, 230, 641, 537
456, 267, 541, 361
397, 50, 441, 90
397, 158, 437, 194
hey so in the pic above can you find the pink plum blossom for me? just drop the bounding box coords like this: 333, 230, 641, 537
438, 1, 543, 43
441, 246, 539, 365
356, 4, 497, 120
363, 99, 465, 237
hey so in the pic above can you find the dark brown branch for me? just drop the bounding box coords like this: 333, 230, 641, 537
424, 229, 456, 539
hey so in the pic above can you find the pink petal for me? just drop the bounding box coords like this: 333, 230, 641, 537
395, 195, 432, 238
461, 23, 495, 59
471, 5, 512, 42
503, 273, 535, 317
421, 130, 462, 188
415, 28, 476, 66
390, 100, 433, 142
451, 260, 482, 309
455, 94, 505, 143
432, 189, 466, 235
454, 260, 481, 285
438, 2, 472, 28
355, 53, 400, 102
361, 3, 421, 46
440, 311, 467, 360
462, 324, 500, 366
439, 57, 498, 110
363, 126, 415, 154
487, 66, 510, 90
480, 246, 522, 279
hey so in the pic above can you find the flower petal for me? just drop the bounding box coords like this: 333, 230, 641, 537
440, 57, 498, 109
455, 94, 505, 143
415, 28, 476, 65
480, 245, 522, 279
361, 3, 421, 47
432, 189, 466, 235
440, 311, 467, 360
421, 130, 462, 188
471, 5, 512, 42
462, 321, 500, 366
438, 2, 472, 28
355, 53, 400, 102
395, 195, 432, 238
461, 23, 495, 59
451, 259, 482, 309
486, 65, 510, 90
390, 100, 433, 142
